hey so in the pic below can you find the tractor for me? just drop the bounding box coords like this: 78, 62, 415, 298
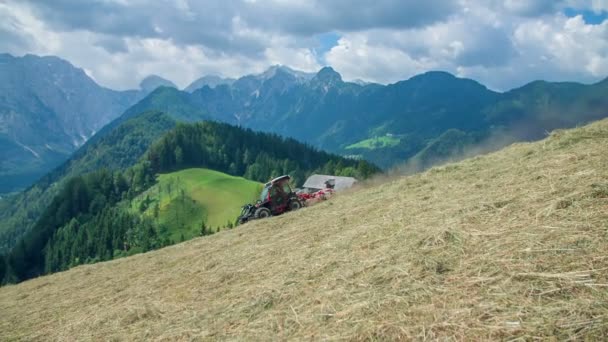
237, 175, 303, 224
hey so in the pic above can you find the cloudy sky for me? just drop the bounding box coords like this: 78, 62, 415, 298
1, 0, 607, 91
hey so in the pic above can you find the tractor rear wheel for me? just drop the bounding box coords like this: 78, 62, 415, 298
289, 199, 303, 211
254, 207, 271, 219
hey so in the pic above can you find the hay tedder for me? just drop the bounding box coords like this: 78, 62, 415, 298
237, 175, 335, 225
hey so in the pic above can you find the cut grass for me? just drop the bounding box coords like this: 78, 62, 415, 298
130, 168, 262, 241
1, 119, 608, 340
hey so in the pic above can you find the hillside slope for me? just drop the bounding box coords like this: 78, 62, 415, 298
1, 119, 607, 340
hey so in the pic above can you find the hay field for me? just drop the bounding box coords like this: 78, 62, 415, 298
1, 119, 607, 340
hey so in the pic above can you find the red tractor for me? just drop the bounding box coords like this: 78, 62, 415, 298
237, 175, 303, 224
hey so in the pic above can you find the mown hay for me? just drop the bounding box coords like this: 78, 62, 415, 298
1, 119, 608, 341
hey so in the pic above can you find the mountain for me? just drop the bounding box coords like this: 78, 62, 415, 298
351, 78, 373, 86
184, 65, 313, 94
4, 56, 606, 194
139, 75, 177, 93
184, 75, 235, 92
256, 65, 315, 83
2, 118, 607, 340
2, 64, 606, 256
485, 79, 608, 138
182, 68, 608, 169
0, 54, 144, 193
192, 67, 495, 139
1, 117, 378, 282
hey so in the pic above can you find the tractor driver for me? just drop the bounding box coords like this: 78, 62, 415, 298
270, 184, 286, 210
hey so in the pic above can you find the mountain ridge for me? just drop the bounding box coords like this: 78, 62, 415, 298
0, 54, 158, 193
180, 65, 607, 169
184, 75, 236, 93
139, 75, 177, 93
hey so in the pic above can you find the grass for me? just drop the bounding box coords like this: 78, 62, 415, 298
1, 119, 608, 340
130, 168, 262, 241
345, 135, 401, 150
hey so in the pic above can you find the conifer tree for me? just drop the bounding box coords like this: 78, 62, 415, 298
0, 254, 6, 284
200, 220, 207, 236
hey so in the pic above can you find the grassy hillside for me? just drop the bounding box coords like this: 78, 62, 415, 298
131, 168, 262, 241
1, 119, 607, 340
345, 135, 401, 150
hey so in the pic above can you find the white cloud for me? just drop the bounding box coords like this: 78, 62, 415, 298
325, 35, 435, 84
0, 0, 606, 91
264, 46, 320, 72
327, 3, 608, 90
325, 7, 516, 87
514, 14, 608, 76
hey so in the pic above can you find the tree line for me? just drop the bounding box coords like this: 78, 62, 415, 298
145, 121, 377, 184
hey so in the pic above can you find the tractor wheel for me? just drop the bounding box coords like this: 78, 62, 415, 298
289, 199, 303, 211
254, 207, 271, 219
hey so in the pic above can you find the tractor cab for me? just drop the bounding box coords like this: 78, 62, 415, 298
259, 175, 300, 214
260, 175, 293, 208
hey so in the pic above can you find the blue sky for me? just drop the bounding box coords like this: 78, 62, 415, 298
1, 0, 607, 91
315, 32, 341, 63
564, 8, 608, 24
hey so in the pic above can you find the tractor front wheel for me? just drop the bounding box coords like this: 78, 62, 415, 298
254, 207, 271, 219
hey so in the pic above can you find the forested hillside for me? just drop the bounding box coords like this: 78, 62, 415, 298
1, 120, 378, 284
145, 121, 376, 184
0, 111, 176, 253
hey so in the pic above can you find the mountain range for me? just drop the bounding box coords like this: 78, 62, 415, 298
115, 64, 608, 172
6, 54, 606, 196
0, 54, 179, 193
1, 53, 607, 256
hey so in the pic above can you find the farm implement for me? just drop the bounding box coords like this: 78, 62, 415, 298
237, 175, 335, 224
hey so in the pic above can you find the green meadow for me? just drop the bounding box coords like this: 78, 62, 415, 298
131, 168, 262, 241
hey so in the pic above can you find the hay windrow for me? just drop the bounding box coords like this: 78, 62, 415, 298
1, 119, 608, 340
